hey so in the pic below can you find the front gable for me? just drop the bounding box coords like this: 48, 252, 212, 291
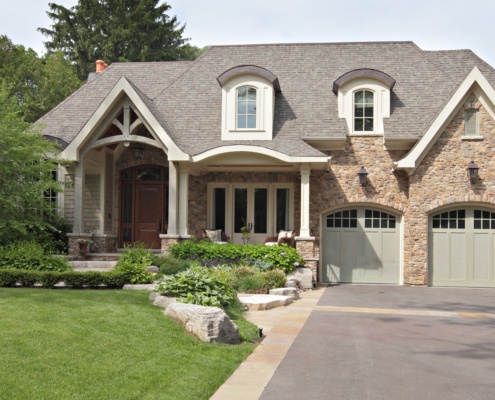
394, 67, 495, 175
61, 76, 189, 162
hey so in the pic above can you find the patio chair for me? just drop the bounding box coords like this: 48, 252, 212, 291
199, 229, 230, 243
262, 229, 298, 247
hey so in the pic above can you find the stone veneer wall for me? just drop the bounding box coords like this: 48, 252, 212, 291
406, 98, 495, 284
310, 98, 495, 285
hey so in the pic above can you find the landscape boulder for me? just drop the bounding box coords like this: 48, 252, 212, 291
287, 267, 313, 289
164, 303, 240, 344
153, 295, 177, 309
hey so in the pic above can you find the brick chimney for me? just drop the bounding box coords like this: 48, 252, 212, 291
95, 60, 108, 73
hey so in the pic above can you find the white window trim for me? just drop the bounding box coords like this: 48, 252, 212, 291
338, 78, 391, 135
221, 75, 274, 140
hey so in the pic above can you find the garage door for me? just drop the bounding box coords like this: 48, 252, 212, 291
322, 207, 400, 283
429, 207, 495, 287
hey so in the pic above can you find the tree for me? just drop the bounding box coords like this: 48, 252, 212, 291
0, 35, 82, 123
39, 0, 198, 80
0, 85, 67, 246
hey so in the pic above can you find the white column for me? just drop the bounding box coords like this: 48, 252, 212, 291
73, 158, 85, 233
178, 163, 190, 236
300, 163, 311, 237
167, 161, 178, 235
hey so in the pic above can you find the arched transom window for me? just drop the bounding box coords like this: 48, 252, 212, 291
354, 90, 374, 132
237, 86, 257, 129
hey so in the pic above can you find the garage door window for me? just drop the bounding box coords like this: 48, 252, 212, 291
365, 209, 396, 228
326, 209, 357, 228
473, 209, 495, 229
432, 210, 465, 229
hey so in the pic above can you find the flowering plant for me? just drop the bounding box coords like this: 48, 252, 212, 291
76, 238, 94, 245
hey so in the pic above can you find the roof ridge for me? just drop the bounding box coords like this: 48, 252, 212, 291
209, 40, 417, 49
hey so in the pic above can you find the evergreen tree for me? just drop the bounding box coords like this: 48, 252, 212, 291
39, 0, 196, 79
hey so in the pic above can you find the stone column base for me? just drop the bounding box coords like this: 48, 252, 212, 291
160, 234, 193, 255
295, 236, 320, 284
67, 233, 118, 257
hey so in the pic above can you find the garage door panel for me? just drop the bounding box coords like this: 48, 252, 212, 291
450, 232, 467, 281
322, 208, 399, 284
430, 207, 495, 287
473, 232, 490, 281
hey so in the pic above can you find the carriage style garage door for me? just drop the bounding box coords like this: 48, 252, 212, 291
322, 207, 400, 284
429, 207, 495, 287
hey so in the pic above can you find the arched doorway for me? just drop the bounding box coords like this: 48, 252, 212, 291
120, 166, 168, 248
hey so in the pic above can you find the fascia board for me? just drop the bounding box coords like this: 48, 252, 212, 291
192, 145, 327, 164
61, 76, 189, 161
394, 67, 494, 174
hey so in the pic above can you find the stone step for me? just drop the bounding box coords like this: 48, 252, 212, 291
237, 294, 294, 311
85, 253, 120, 261
70, 260, 117, 271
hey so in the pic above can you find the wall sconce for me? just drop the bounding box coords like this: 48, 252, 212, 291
131, 142, 145, 160
357, 166, 368, 186
467, 160, 479, 183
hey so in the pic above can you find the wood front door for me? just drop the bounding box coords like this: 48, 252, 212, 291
135, 184, 163, 248
120, 166, 168, 249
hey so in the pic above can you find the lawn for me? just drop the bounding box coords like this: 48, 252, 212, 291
0, 288, 256, 400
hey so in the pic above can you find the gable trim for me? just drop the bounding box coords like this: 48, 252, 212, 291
61, 76, 189, 162
217, 65, 281, 93
394, 67, 495, 175
333, 69, 396, 94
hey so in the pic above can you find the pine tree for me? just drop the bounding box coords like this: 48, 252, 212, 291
39, 0, 196, 79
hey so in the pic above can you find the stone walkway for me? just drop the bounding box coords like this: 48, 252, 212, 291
210, 287, 325, 400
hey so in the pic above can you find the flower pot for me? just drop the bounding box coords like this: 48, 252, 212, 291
242, 232, 249, 239
79, 242, 90, 256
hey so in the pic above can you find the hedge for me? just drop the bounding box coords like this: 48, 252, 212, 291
0, 269, 126, 289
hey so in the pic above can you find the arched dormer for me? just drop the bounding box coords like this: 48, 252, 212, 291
218, 65, 280, 141
334, 69, 395, 135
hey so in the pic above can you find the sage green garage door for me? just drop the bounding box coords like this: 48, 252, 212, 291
429, 207, 495, 287
322, 208, 400, 283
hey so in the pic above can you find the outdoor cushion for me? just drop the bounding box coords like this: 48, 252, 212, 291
278, 230, 293, 240
205, 229, 222, 242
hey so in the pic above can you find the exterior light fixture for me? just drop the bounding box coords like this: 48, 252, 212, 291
131, 142, 145, 160
357, 166, 368, 186
467, 160, 479, 183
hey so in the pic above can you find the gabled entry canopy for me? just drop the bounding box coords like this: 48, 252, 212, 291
61, 77, 190, 162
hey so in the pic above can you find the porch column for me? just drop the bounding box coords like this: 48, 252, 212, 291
167, 160, 178, 235
300, 163, 311, 237
73, 158, 85, 233
178, 163, 190, 235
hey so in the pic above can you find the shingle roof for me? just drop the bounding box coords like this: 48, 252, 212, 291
38, 42, 495, 158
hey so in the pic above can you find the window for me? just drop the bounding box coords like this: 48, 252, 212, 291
432, 210, 466, 229
326, 210, 358, 228
354, 90, 374, 132
43, 170, 58, 210
237, 86, 257, 129
465, 109, 478, 136
473, 209, 495, 230
364, 209, 396, 229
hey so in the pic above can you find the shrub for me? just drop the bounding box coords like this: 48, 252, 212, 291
237, 274, 265, 293
261, 269, 287, 290
0, 269, 126, 288
0, 242, 71, 272
154, 255, 192, 276
114, 243, 155, 284
234, 265, 256, 279
169, 240, 304, 273
156, 266, 236, 308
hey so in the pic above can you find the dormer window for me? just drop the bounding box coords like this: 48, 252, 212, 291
237, 86, 257, 129
354, 90, 374, 132
334, 69, 395, 136
217, 65, 281, 141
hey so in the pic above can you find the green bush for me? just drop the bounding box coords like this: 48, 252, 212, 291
156, 266, 236, 308
237, 274, 265, 293
154, 255, 192, 276
261, 269, 287, 290
0, 242, 71, 271
169, 240, 304, 273
114, 243, 155, 284
0, 269, 126, 288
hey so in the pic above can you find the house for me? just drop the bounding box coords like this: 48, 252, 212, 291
38, 41, 495, 287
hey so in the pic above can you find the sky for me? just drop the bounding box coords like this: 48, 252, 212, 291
2, 0, 495, 67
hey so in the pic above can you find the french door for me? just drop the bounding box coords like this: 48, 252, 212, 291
233, 186, 269, 244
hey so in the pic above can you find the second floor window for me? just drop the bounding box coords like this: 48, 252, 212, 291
237, 86, 257, 129
354, 90, 374, 132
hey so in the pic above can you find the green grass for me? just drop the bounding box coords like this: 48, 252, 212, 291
0, 288, 256, 400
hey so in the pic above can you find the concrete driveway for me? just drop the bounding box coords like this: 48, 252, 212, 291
260, 285, 495, 400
